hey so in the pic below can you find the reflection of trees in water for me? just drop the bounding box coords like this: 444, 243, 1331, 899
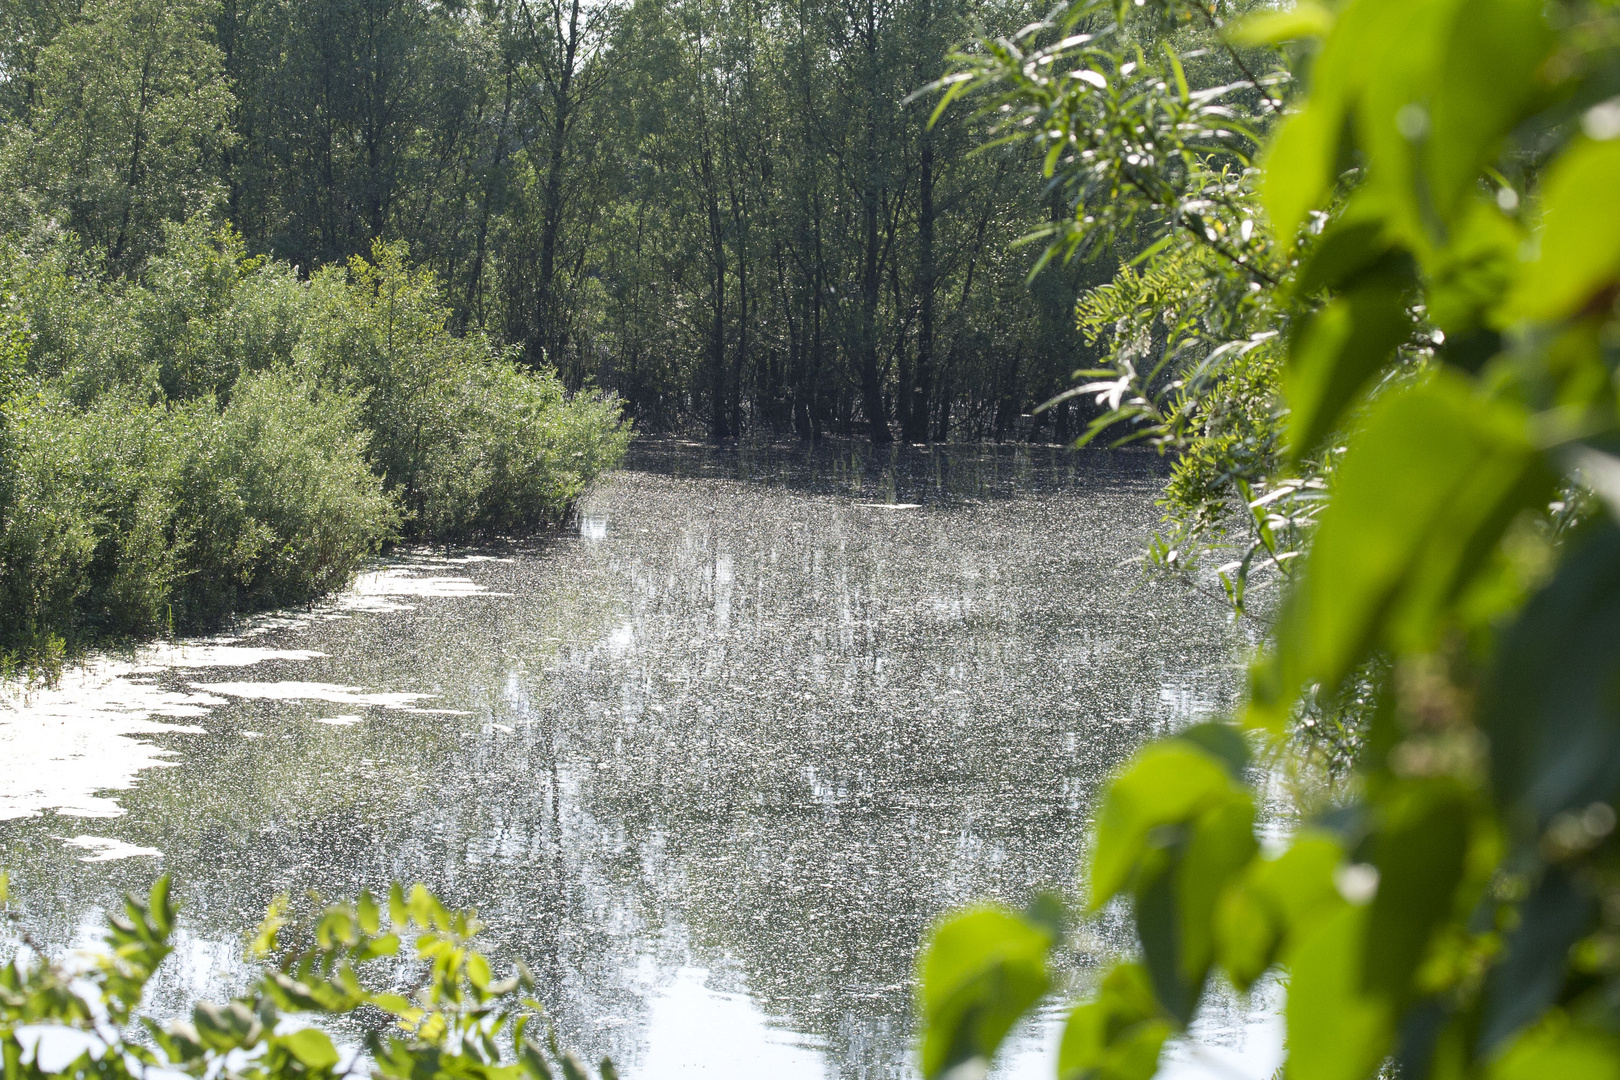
0, 444, 1236, 1080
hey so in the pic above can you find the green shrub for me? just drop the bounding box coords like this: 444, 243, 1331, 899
0, 228, 628, 661
0, 376, 396, 655
301, 241, 631, 540
0, 875, 618, 1080
169, 367, 400, 620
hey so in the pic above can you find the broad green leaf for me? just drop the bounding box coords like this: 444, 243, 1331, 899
1177, 796, 1259, 988
1057, 964, 1172, 1080
1214, 884, 1275, 992
1174, 722, 1251, 781
1089, 743, 1240, 906
1508, 138, 1620, 321
1262, 108, 1339, 249
1362, 780, 1472, 1003
1489, 1015, 1620, 1080
1346, 0, 1460, 258
1285, 259, 1415, 457
281, 1028, 340, 1071
1478, 867, 1596, 1054
1482, 522, 1620, 825
1253, 374, 1545, 731
1226, 2, 1334, 46
357, 892, 381, 935
1425, 198, 1522, 339
1293, 200, 1396, 300
1262, 0, 1426, 246
1286, 906, 1393, 1080
1217, 833, 1345, 989
1426, 0, 1555, 223
917, 906, 1053, 1078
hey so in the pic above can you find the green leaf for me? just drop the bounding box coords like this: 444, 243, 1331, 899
1174, 722, 1251, 781
1489, 1015, 1620, 1080
281, 1028, 340, 1071
1482, 522, 1620, 826
1089, 743, 1241, 906
1362, 779, 1473, 1003
1293, 205, 1396, 299
357, 891, 381, 935
388, 882, 407, 927
1056, 964, 1172, 1080
1479, 867, 1596, 1054
1176, 795, 1259, 990
1216, 833, 1345, 989
1225, 2, 1334, 46
1425, 0, 1555, 224
1285, 255, 1415, 457
1262, 107, 1340, 248
1261, 0, 1416, 246
1253, 374, 1547, 731
1508, 138, 1620, 321
1092, 740, 1257, 1023
917, 906, 1053, 1078
1425, 198, 1521, 339
1287, 905, 1395, 1080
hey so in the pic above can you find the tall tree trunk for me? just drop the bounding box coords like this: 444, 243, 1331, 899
907, 130, 936, 443
859, 178, 890, 443
535, 0, 584, 371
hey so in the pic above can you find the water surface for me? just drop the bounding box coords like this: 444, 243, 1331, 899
0, 440, 1272, 1079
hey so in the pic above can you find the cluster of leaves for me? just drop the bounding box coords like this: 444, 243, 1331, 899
0, 874, 614, 1080
929, 0, 1326, 616
918, 0, 1620, 1077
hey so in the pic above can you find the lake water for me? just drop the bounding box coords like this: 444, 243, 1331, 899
0, 439, 1278, 1080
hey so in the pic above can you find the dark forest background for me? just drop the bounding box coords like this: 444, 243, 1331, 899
0, 0, 1114, 443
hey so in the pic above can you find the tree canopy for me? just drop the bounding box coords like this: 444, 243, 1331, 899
918, 0, 1620, 1077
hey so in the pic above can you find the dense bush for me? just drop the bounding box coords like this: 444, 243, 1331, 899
301, 242, 633, 539
0, 225, 630, 661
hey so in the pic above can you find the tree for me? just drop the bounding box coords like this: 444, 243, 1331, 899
918, 0, 1620, 1076
1, 0, 234, 274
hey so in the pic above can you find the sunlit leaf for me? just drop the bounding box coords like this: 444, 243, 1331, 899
917, 906, 1053, 1078
1225, 2, 1334, 47
1489, 1014, 1620, 1080
1254, 374, 1547, 730
1056, 964, 1172, 1080
1507, 138, 1620, 321
1285, 255, 1415, 457
1287, 905, 1394, 1080
280, 1028, 340, 1071
1425, 0, 1555, 223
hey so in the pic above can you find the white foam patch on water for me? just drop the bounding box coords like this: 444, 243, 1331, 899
337, 568, 509, 612
854, 502, 921, 509
348, 569, 506, 597
314, 715, 364, 726
139, 644, 327, 668
61, 835, 162, 862
192, 681, 433, 709
0, 661, 219, 821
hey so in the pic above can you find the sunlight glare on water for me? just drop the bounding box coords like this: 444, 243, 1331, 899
0, 439, 1271, 1079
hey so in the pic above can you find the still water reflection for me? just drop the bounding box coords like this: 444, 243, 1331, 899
0, 440, 1271, 1079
